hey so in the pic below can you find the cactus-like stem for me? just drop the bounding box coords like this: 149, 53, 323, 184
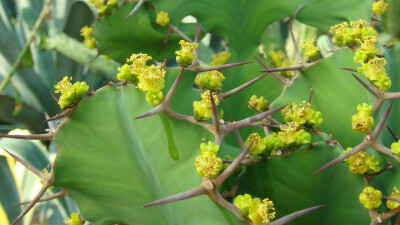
219, 73, 268, 100
384, 91, 400, 100
226, 105, 287, 131
387, 126, 399, 141
124, 0, 146, 21
229, 115, 246, 151
371, 101, 393, 139
142, 186, 206, 207
289, 22, 303, 65
313, 141, 370, 174
372, 143, 400, 162
260, 61, 319, 74
45, 107, 75, 122
163, 107, 211, 131
214, 141, 251, 186
14, 189, 67, 206
2, 148, 43, 177
207, 192, 249, 222
268, 205, 325, 225
351, 74, 380, 98
380, 203, 400, 221
252, 55, 290, 87
209, 91, 220, 136
248, 104, 283, 126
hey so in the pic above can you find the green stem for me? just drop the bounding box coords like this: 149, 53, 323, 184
0, 0, 52, 93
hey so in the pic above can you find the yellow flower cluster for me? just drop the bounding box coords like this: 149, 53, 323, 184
359, 186, 382, 209
354, 36, 379, 63
268, 50, 294, 78
80, 26, 96, 49
156, 11, 170, 26
193, 90, 220, 121
234, 194, 276, 225
386, 187, 400, 210
351, 103, 374, 133
357, 58, 391, 91
88, 0, 117, 14
117, 53, 166, 105
342, 148, 381, 174
281, 101, 323, 127
391, 140, 400, 157
194, 142, 222, 178
372, 0, 388, 15
63, 213, 83, 225
248, 95, 268, 112
54, 76, 89, 109
176, 40, 199, 67
210, 51, 231, 66
301, 38, 319, 59
330, 20, 377, 46
194, 70, 226, 91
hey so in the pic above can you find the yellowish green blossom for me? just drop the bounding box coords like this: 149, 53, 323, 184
351, 103, 374, 133
194, 70, 225, 91
200, 141, 219, 155
343, 149, 371, 174
54, 77, 89, 109
194, 152, 222, 178
301, 39, 319, 58
234, 194, 253, 216
330, 20, 376, 46
156, 11, 170, 26
386, 187, 400, 210
248, 95, 268, 112
88, 0, 108, 14
245, 133, 267, 156
137, 65, 166, 92
117, 64, 137, 84
80, 26, 96, 49
176, 40, 198, 67
357, 58, 391, 91
391, 140, 400, 157
63, 213, 83, 225
276, 122, 311, 150
268, 50, 294, 77
145, 89, 163, 106
210, 51, 231, 66
359, 186, 382, 209
193, 91, 220, 121
281, 101, 323, 127
372, 0, 388, 15
354, 36, 379, 63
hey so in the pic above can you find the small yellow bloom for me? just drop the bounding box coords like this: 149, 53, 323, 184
301, 38, 319, 58
54, 76, 89, 109
351, 103, 374, 133
248, 95, 268, 112
194, 152, 222, 178
386, 187, 400, 210
359, 186, 382, 209
137, 65, 166, 92
257, 198, 276, 224
176, 40, 199, 67
193, 91, 220, 121
63, 213, 84, 225
210, 51, 231, 66
372, 0, 388, 15
245, 133, 267, 156
156, 11, 170, 26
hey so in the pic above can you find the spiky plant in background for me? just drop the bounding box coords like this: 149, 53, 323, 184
1, 0, 400, 224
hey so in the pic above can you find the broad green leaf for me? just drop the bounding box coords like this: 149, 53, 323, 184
0, 156, 21, 225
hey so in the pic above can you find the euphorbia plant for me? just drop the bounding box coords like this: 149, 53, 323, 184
1, 0, 400, 224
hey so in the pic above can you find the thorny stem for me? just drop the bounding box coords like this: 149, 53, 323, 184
289, 22, 303, 65
168, 62, 251, 73
0, 133, 55, 140
2, 148, 42, 177
387, 126, 399, 141
0, 0, 52, 93
252, 55, 291, 87
219, 73, 268, 100
168, 24, 193, 43
14, 189, 68, 206
164, 67, 185, 104
209, 91, 221, 144
124, 0, 146, 21
362, 165, 392, 186
268, 205, 325, 225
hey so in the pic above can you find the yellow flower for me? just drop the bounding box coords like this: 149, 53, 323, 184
248, 95, 268, 112
210, 51, 231, 66
351, 103, 374, 133
257, 198, 276, 224
194, 152, 222, 178
80, 26, 92, 40
137, 65, 166, 92
234, 194, 253, 216
386, 187, 400, 210
156, 11, 170, 26
63, 213, 83, 225
359, 186, 382, 209
176, 40, 198, 67
372, 0, 388, 15
193, 91, 220, 121
194, 70, 226, 91
54, 76, 89, 109
346, 151, 371, 174
301, 38, 319, 58
245, 133, 267, 156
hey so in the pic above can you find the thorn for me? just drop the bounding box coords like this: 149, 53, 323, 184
2, 148, 42, 177
260, 64, 303, 73
135, 105, 163, 119
289, 22, 303, 64
372, 101, 393, 138
342, 68, 358, 72
45, 108, 74, 122
308, 88, 313, 104
214, 141, 252, 186
228, 115, 246, 151
220, 73, 268, 100
253, 55, 288, 86
50, 92, 58, 103
194, 24, 201, 43
164, 67, 185, 104
382, 196, 400, 203
351, 74, 379, 97
187, 61, 251, 73
0, 133, 54, 141
159, 29, 173, 54
262, 124, 280, 129
387, 126, 399, 141
124, 0, 146, 21
142, 186, 205, 208
313, 141, 369, 174
11, 184, 49, 225
88, 51, 101, 65
168, 25, 193, 43
372, 143, 400, 163
14, 189, 67, 206
45, 112, 56, 132
209, 92, 219, 134
268, 205, 325, 225
231, 105, 287, 130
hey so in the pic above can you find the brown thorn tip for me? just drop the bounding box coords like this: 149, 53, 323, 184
383, 196, 400, 203
373, 101, 393, 136
387, 126, 399, 141
124, 0, 145, 21
342, 68, 357, 72
269, 205, 325, 225
2, 148, 42, 177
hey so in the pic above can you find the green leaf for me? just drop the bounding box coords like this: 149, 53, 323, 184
53, 85, 245, 225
